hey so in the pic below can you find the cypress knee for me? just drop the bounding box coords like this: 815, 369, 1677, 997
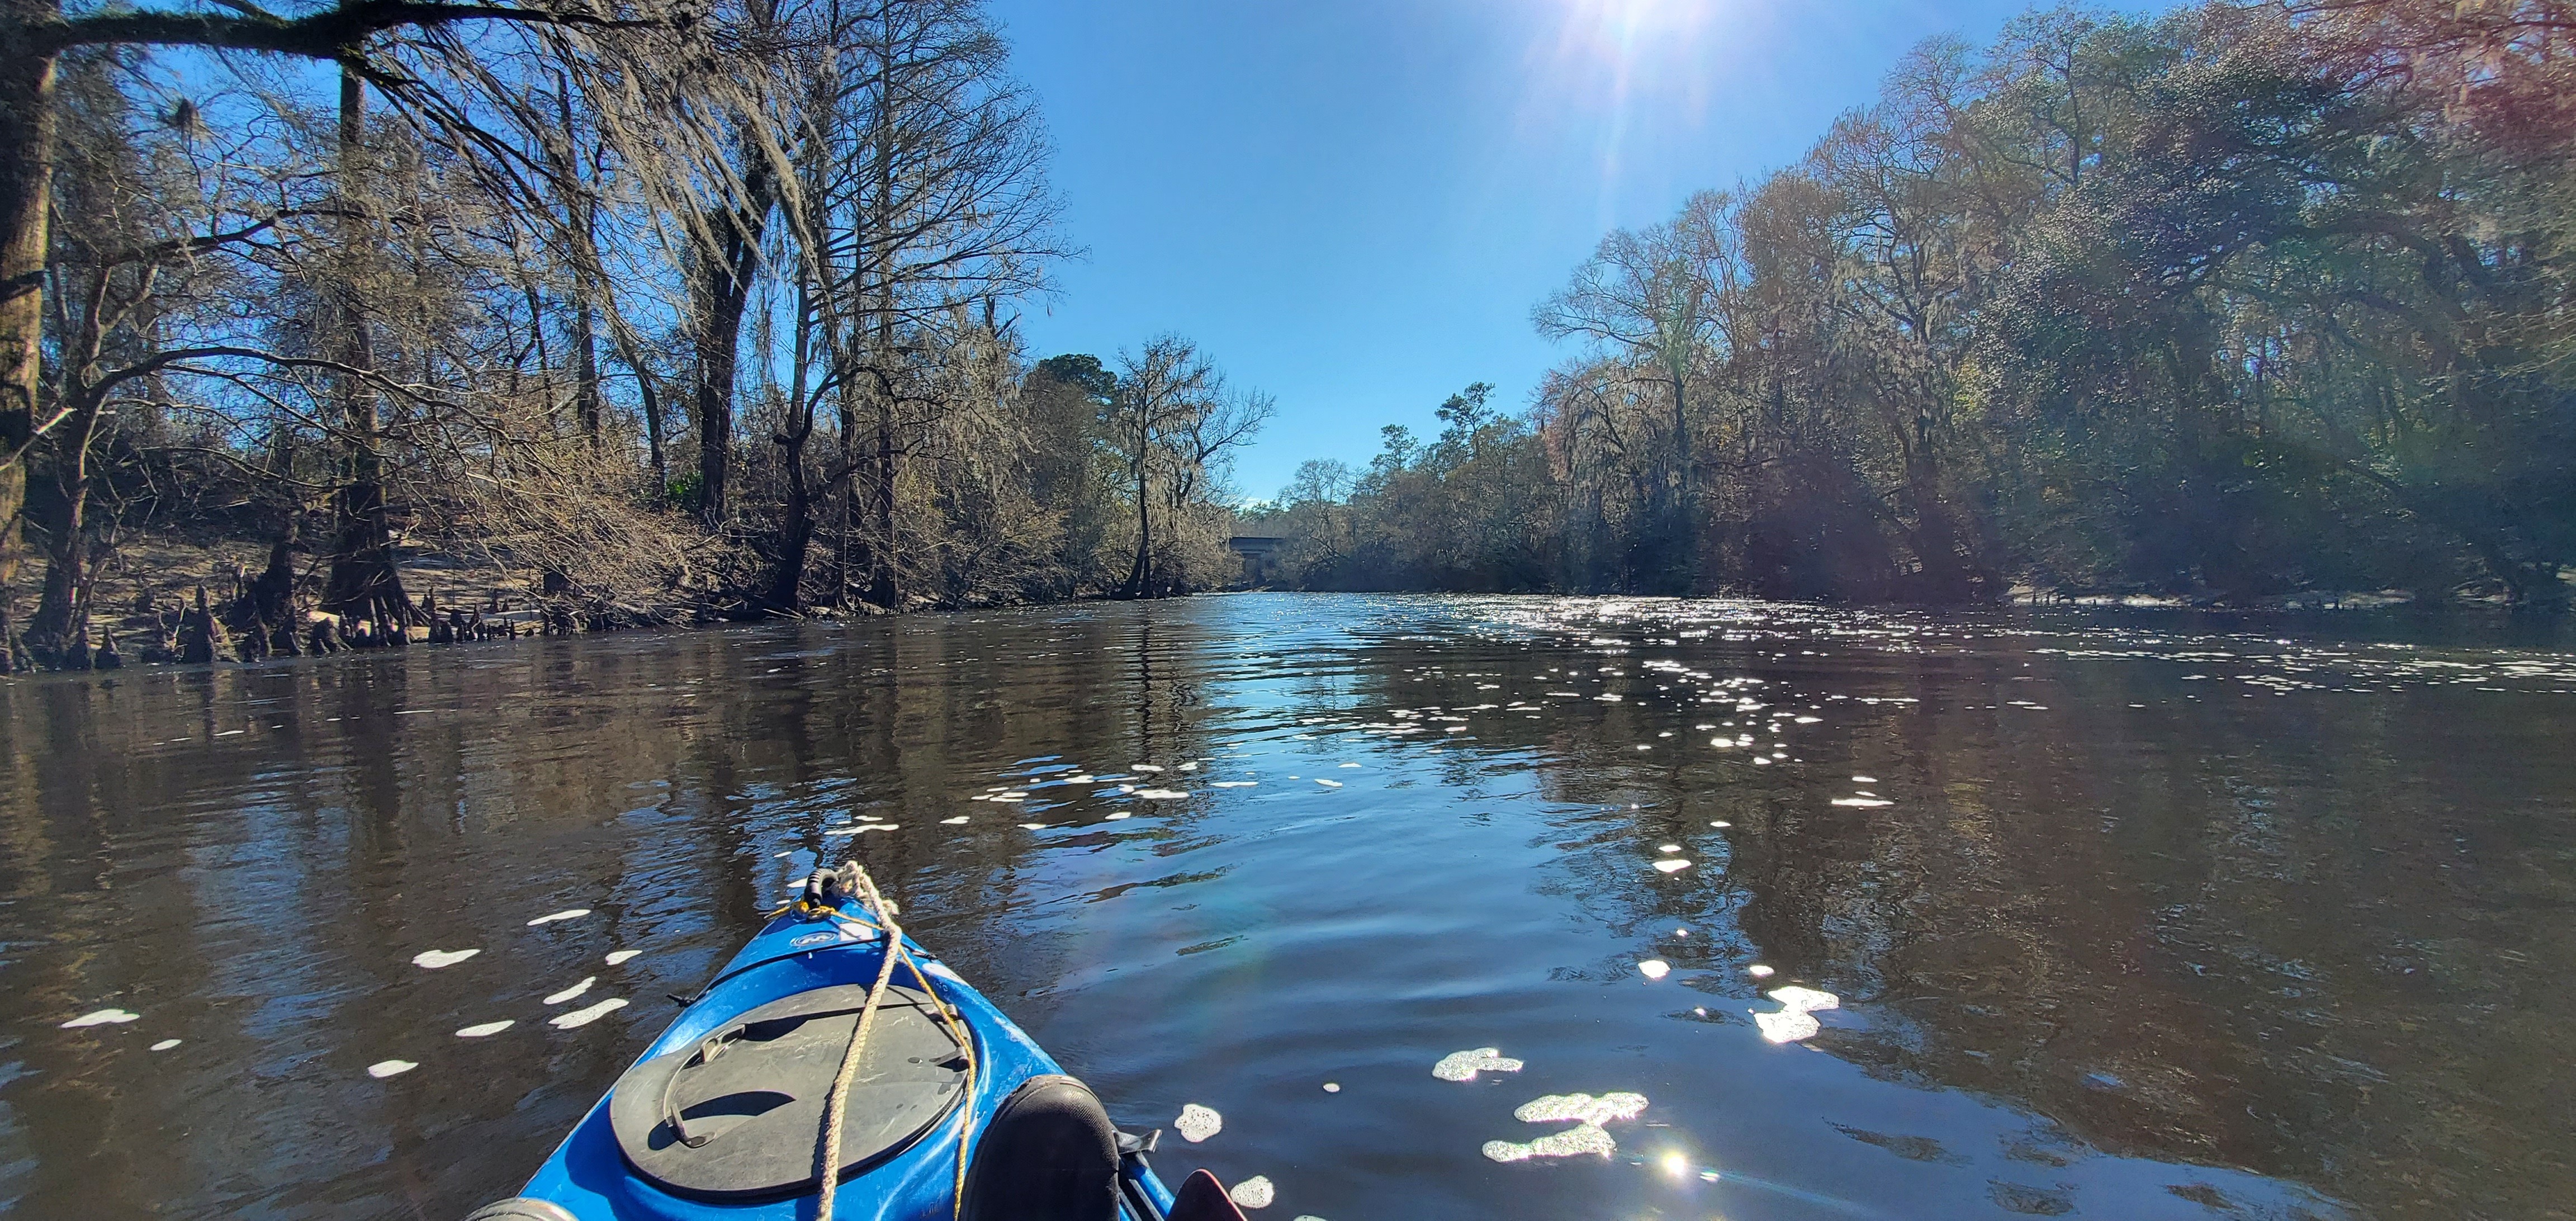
178, 586, 229, 664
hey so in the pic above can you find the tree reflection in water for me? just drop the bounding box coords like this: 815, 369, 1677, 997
3, 595, 2568, 1219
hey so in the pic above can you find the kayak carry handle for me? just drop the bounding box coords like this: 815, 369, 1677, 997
661, 1028, 742, 1148
658, 1004, 886, 1148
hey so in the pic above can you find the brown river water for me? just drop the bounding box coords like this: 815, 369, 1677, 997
4, 594, 2573, 1220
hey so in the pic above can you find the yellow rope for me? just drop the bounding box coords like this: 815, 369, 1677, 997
813, 867, 905, 1221
897, 948, 977, 1220
808, 864, 983, 1221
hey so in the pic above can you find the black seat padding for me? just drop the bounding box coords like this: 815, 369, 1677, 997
959, 1075, 1120, 1221
1168, 1170, 1251, 1221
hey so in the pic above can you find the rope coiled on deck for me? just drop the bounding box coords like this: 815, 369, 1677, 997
809, 863, 977, 1221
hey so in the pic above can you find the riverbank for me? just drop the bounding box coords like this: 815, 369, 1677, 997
15, 527, 2564, 677
0, 535, 674, 672
0, 530, 1172, 674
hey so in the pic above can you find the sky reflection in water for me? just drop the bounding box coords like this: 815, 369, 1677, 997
6, 593, 2574, 1219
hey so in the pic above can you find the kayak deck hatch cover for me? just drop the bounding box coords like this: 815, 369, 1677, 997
461, 865, 1256, 1221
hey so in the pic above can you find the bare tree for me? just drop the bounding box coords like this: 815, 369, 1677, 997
774, 0, 1062, 610
0, 0, 676, 610
1534, 192, 1731, 586
1107, 337, 1210, 598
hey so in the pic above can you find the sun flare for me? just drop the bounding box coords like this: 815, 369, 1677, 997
1553, 0, 1732, 55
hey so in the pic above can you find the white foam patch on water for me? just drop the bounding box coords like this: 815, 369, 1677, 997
1178, 762, 1200, 772
1652, 859, 1691, 873
1755, 1011, 1820, 1043
526, 908, 590, 926
1131, 764, 1164, 772
1175, 1103, 1223, 1142
150, 1039, 182, 1051
367, 1059, 418, 1078
1211, 781, 1257, 788
545, 977, 596, 1005
1338, 763, 1361, 768
604, 950, 641, 966
1315, 779, 1342, 788
1482, 1123, 1618, 1162
1513, 1091, 1648, 1126
1748, 964, 1775, 978
548, 998, 628, 1029
1020, 822, 1049, 830
456, 1021, 514, 1038
1771, 985, 1838, 1010
1658, 844, 1681, 853
1135, 789, 1190, 799
1853, 775, 1878, 783
1322, 1082, 1340, 1092
1106, 811, 1133, 820
1709, 821, 1731, 828
59, 1008, 140, 1029
942, 816, 970, 825
1432, 1047, 1523, 1081
1831, 797, 1894, 807
1637, 959, 1670, 980
1229, 1176, 1274, 1209
412, 949, 479, 969
1754, 986, 1841, 1044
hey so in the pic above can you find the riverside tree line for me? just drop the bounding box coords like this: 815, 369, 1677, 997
0, 0, 1268, 671
1251, 1, 2575, 607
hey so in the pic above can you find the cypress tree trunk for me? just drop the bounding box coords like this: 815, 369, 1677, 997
1123, 401, 1150, 599
319, 69, 414, 628
26, 440, 88, 657
689, 150, 773, 531
868, 396, 896, 608
770, 449, 811, 611
573, 297, 602, 448
0, 0, 59, 601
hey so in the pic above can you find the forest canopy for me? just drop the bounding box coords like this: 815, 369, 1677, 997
1248, 0, 2576, 607
0, 0, 1267, 670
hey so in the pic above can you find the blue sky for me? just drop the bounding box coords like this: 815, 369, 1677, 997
986, 0, 2157, 501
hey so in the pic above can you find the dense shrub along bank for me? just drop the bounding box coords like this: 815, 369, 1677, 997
1253, 3, 2575, 607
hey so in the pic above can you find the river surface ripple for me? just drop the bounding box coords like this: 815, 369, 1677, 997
5, 594, 2574, 1220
